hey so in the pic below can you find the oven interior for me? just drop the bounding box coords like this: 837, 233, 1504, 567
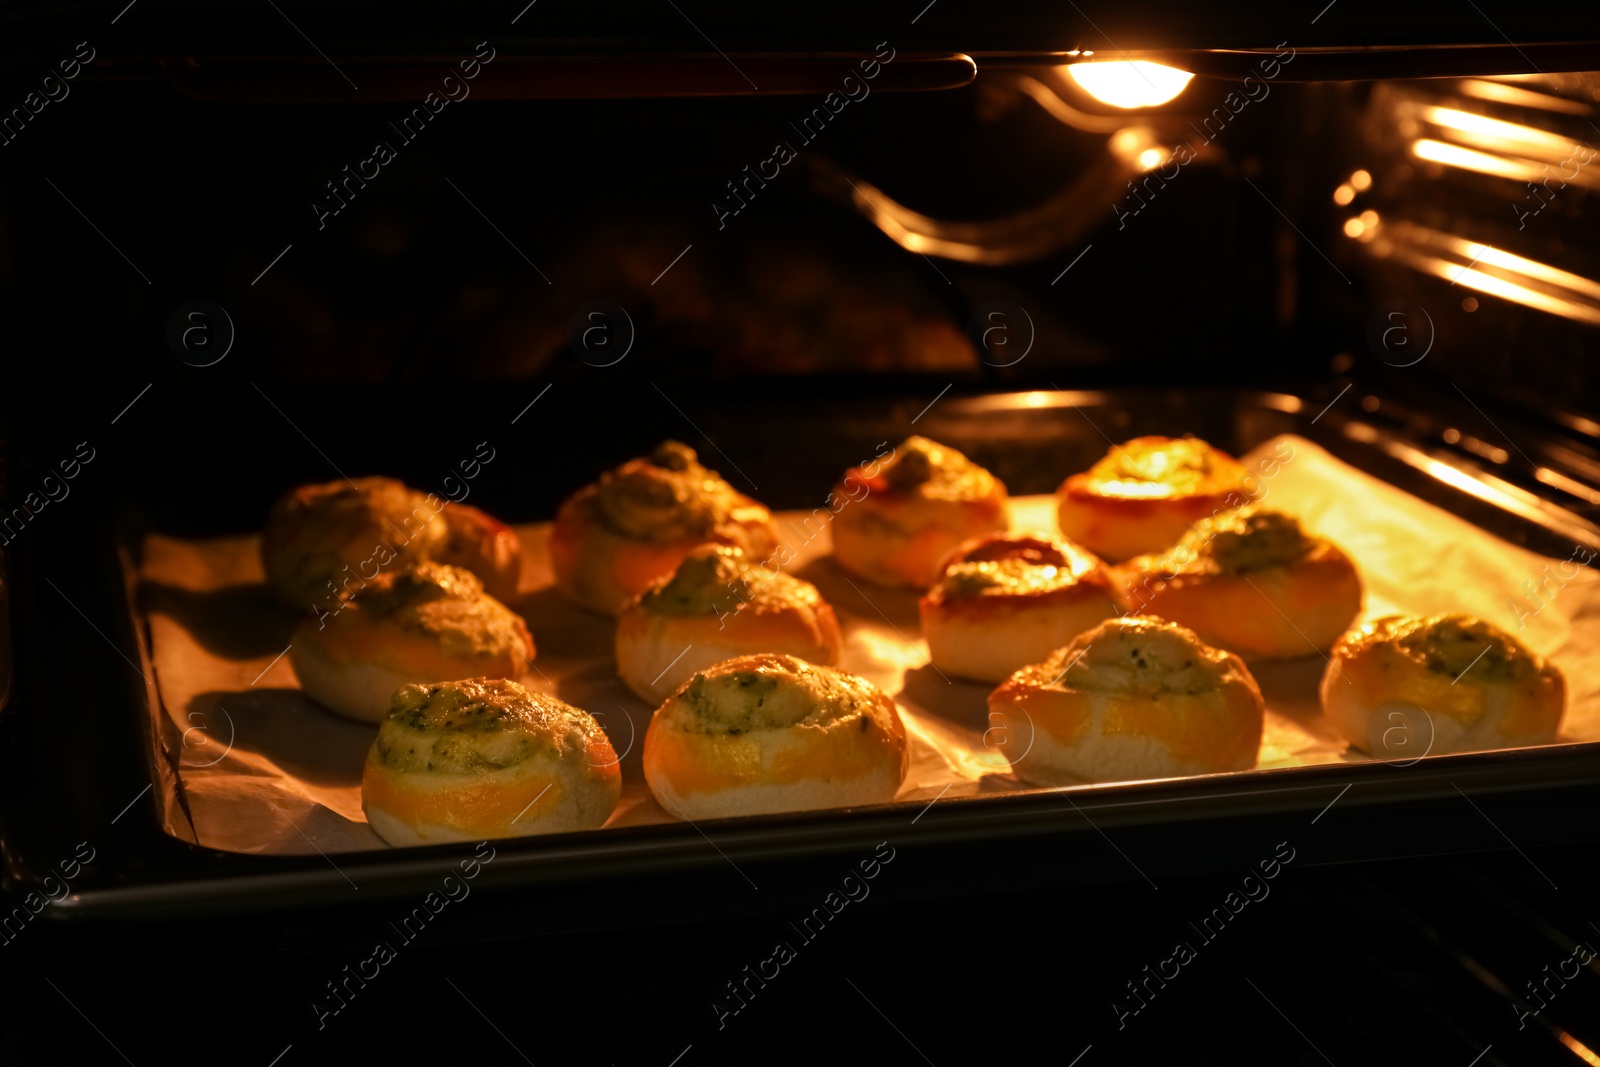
6, 0, 1600, 884
2, 4, 1600, 1057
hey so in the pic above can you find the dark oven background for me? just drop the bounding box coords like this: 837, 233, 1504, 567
3, 54, 1598, 526
0, 55, 1374, 522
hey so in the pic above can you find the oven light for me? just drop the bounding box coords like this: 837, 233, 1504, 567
1066, 60, 1193, 109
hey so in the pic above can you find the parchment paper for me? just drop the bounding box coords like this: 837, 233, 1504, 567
134, 435, 1600, 855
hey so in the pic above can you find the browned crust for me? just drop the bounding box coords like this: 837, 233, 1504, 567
550, 484, 781, 615
1117, 542, 1362, 659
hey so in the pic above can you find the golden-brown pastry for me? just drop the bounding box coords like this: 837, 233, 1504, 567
919, 533, 1123, 683
1116, 506, 1362, 661
261, 477, 448, 613
616, 545, 843, 705
290, 562, 535, 724
988, 615, 1265, 784
1320, 614, 1565, 757
437, 502, 523, 603
549, 441, 781, 616
643, 654, 908, 820
362, 677, 621, 845
829, 435, 1009, 588
1056, 435, 1255, 562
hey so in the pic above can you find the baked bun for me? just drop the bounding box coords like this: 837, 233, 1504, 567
363, 677, 621, 845
988, 615, 1265, 785
1056, 435, 1255, 562
262, 477, 448, 613
643, 653, 908, 820
1320, 614, 1565, 757
1116, 506, 1362, 661
290, 562, 535, 724
549, 440, 781, 616
437, 502, 523, 603
616, 545, 843, 705
919, 533, 1123, 683
829, 435, 1009, 588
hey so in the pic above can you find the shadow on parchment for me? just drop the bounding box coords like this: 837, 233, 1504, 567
139, 581, 299, 660
516, 584, 615, 659
898, 662, 991, 734
792, 556, 922, 632
545, 660, 653, 780
182, 688, 373, 789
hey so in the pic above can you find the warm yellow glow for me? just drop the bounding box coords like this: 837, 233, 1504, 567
1459, 78, 1592, 115
1066, 60, 1194, 109
1427, 106, 1561, 147
1412, 138, 1546, 182
1462, 439, 1510, 464
1414, 224, 1600, 298
1538, 466, 1600, 505
1107, 125, 1177, 171
1344, 216, 1600, 328
1333, 184, 1355, 205
1109, 127, 1146, 154
1340, 210, 1380, 241
1471, 243, 1600, 302
1017, 74, 1138, 134
1422, 455, 1498, 497
1559, 1032, 1600, 1067
1428, 265, 1600, 326
1421, 106, 1573, 152
1350, 169, 1373, 190
1349, 430, 1579, 541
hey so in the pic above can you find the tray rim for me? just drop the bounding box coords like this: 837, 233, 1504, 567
46, 738, 1600, 919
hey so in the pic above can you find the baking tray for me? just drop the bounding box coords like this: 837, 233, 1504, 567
7, 384, 1600, 922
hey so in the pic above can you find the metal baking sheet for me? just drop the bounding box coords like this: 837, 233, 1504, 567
133, 434, 1600, 855
16, 389, 1600, 920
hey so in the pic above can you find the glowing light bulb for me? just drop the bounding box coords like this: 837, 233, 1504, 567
1066, 60, 1193, 109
